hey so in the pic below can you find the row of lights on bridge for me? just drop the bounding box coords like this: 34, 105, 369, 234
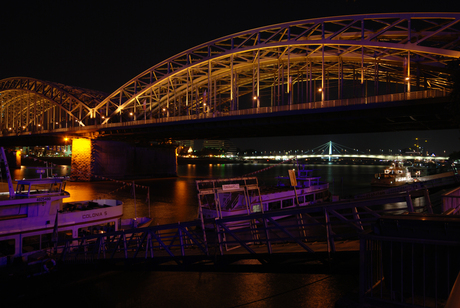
3, 76, 416, 130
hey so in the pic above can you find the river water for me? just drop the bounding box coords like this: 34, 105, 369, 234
13, 162, 385, 225
4, 162, 395, 307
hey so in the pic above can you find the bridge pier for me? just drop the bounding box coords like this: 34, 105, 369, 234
70, 139, 176, 181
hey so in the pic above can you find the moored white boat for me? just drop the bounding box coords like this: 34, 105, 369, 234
196, 164, 330, 227
371, 162, 413, 187
0, 148, 152, 267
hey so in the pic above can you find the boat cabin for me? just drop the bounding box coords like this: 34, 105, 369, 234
15, 178, 66, 198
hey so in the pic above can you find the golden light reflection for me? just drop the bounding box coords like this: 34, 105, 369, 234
15, 150, 21, 167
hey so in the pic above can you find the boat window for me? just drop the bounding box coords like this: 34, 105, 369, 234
0, 239, 15, 256
41, 233, 53, 249
316, 192, 326, 200
200, 194, 216, 209
298, 196, 304, 204
16, 184, 30, 196
50, 182, 61, 192
78, 222, 115, 237
305, 194, 314, 202
282, 199, 294, 208
22, 235, 40, 253
268, 201, 281, 210
22, 233, 59, 254
58, 230, 73, 241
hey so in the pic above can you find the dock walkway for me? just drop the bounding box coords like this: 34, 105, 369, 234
55, 186, 436, 268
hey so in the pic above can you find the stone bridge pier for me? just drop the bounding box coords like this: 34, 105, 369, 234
70, 139, 176, 181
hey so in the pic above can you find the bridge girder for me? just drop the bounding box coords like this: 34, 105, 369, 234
95, 13, 460, 125
1, 13, 460, 140
0, 77, 108, 133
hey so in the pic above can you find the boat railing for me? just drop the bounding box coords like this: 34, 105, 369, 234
304, 182, 329, 192
15, 190, 67, 199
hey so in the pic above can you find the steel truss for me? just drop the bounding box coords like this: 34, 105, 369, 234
94, 13, 460, 125
0, 78, 107, 132
1, 13, 460, 132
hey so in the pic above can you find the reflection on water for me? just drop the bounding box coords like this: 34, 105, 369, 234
11, 165, 71, 181
6, 162, 408, 225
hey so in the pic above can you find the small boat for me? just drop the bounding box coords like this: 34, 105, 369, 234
196, 164, 330, 224
371, 161, 413, 187
408, 165, 430, 178
408, 162, 451, 178
0, 147, 152, 267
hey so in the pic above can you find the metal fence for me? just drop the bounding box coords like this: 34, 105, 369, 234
56, 188, 432, 266
359, 233, 460, 307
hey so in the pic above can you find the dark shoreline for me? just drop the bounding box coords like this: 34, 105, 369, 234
177, 157, 243, 165
20, 156, 71, 167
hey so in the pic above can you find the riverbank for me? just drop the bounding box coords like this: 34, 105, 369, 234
20, 156, 71, 167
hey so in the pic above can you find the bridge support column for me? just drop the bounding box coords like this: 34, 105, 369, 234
70, 139, 177, 181
70, 138, 92, 181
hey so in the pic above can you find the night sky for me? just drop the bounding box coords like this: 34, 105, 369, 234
2, 1, 460, 155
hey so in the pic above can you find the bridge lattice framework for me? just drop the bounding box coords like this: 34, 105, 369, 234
1, 13, 460, 134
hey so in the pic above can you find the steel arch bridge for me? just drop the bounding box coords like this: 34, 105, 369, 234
1, 13, 460, 136
0, 77, 107, 133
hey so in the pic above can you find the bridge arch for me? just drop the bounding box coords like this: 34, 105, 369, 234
0, 77, 107, 133
97, 13, 460, 125
1, 13, 460, 135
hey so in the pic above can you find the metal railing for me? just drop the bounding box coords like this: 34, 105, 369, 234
59, 220, 208, 265
56, 188, 432, 265
442, 186, 460, 215
359, 233, 460, 307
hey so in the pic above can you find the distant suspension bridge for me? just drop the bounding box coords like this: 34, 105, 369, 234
242, 141, 449, 161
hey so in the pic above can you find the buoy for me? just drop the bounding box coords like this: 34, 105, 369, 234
43, 258, 56, 272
